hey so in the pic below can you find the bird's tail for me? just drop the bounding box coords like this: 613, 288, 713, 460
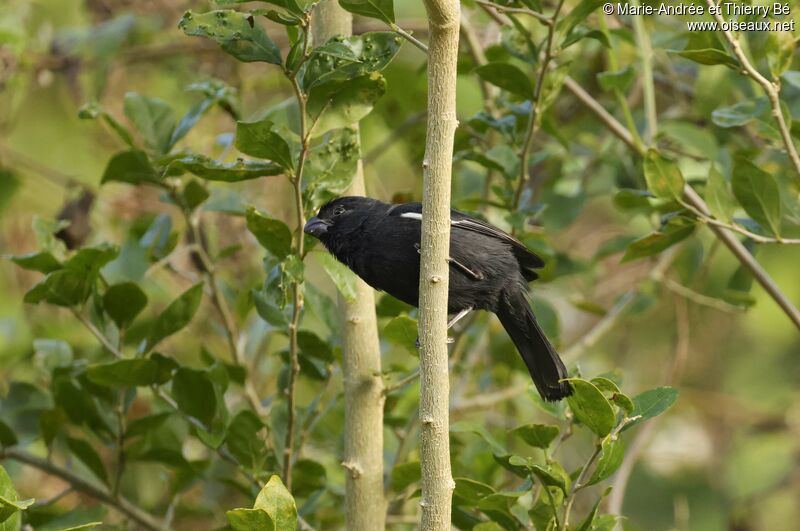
495, 289, 572, 401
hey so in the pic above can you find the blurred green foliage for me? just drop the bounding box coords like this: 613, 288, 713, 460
1, 0, 799, 530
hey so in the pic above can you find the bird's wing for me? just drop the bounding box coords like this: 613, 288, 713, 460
389, 203, 545, 273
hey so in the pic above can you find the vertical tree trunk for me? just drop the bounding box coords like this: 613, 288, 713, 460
417, 0, 460, 529
311, 3, 386, 529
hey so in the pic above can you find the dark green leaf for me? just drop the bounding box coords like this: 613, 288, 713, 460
566, 378, 616, 437
528, 463, 569, 493
101, 150, 159, 185
66, 437, 109, 485
179, 10, 282, 65
301, 32, 402, 90
623, 386, 679, 431
705, 166, 735, 222
253, 289, 289, 327
246, 207, 293, 260
254, 475, 297, 531
226, 410, 267, 469
291, 459, 326, 497
182, 180, 210, 210
712, 98, 768, 128
103, 282, 147, 328
87, 358, 169, 387
453, 477, 494, 506
297, 331, 333, 362
304, 127, 360, 207
622, 216, 696, 262
145, 283, 203, 351
126, 412, 172, 438
171, 367, 217, 427
235, 119, 294, 170
226, 508, 275, 531
123, 93, 176, 155
474, 63, 533, 98
673, 48, 739, 68
391, 461, 420, 492
307, 74, 386, 137
339, 0, 395, 23
597, 66, 635, 93
0, 421, 16, 448
643, 149, 684, 200
586, 439, 624, 486
78, 102, 135, 147
510, 423, 559, 449
731, 158, 782, 236
166, 154, 284, 182
10, 252, 61, 273
383, 315, 418, 354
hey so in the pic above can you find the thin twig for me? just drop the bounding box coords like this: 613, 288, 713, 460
390, 23, 428, 52
1, 448, 172, 531
283, 19, 314, 491
705, 0, 800, 177
562, 75, 800, 331
71, 309, 124, 359
474, 0, 552, 26
512, 0, 567, 211
678, 198, 800, 244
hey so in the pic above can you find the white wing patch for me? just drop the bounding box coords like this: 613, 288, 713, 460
400, 212, 423, 220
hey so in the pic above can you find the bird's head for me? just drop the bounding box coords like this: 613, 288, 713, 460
304, 196, 381, 242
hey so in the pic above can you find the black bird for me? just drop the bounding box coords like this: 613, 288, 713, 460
304, 196, 572, 401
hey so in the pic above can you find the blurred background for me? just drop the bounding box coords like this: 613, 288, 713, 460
1, 1, 799, 530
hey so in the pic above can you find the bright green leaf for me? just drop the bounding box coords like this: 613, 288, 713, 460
673, 48, 739, 68
383, 315, 418, 354
767, 31, 795, 78
622, 386, 679, 432
339, 0, 395, 23
236, 119, 294, 170
705, 166, 735, 222
226, 508, 275, 531
316, 252, 358, 302
123, 93, 176, 155
510, 424, 559, 449
166, 154, 284, 182
597, 65, 635, 93
307, 74, 386, 137
10, 252, 61, 274
566, 378, 616, 437
586, 439, 624, 486
101, 150, 159, 185
254, 475, 297, 531
246, 207, 293, 260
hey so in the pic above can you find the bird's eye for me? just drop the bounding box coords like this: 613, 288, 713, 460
333, 206, 346, 217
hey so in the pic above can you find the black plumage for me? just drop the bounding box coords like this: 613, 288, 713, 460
304, 196, 572, 401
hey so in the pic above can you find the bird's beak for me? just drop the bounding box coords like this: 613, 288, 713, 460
304, 216, 330, 237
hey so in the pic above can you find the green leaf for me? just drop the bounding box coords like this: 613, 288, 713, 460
87, 358, 170, 387
623, 386, 679, 431
101, 150, 159, 185
216, 0, 305, 18
566, 378, 616, 437
235, 119, 294, 170
254, 475, 297, 531
291, 459, 327, 497
246, 207, 293, 260
528, 462, 569, 493
10, 252, 61, 273
705, 166, 735, 222
123, 93, 176, 155
712, 98, 768, 128
383, 315, 418, 354
301, 32, 402, 90
226, 410, 267, 469
171, 367, 218, 427
576, 487, 613, 531
767, 31, 795, 77
145, 283, 203, 351
0, 465, 23, 528
179, 10, 282, 65
78, 102, 135, 147
586, 439, 624, 486
643, 149, 684, 200
339, 0, 395, 23
182, 180, 210, 211
391, 461, 421, 492
126, 412, 172, 438
297, 330, 333, 362
0, 421, 17, 448
172, 80, 240, 146
474, 63, 533, 98
226, 508, 275, 531
453, 477, 495, 506
597, 65, 635, 93
66, 437, 109, 485
731, 158, 782, 236
622, 216, 696, 262
557, 0, 604, 36
316, 252, 358, 302
103, 282, 147, 328
304, 127, 360, 207
253, 289, 289, 327
510, 424, 560, 449
673, 48, 739, 68
166, 154, 284, 182
33, 339, 73, 371
307, 74, 386, 137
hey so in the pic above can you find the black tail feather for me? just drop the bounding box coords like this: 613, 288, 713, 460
495, 289, 572, 401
